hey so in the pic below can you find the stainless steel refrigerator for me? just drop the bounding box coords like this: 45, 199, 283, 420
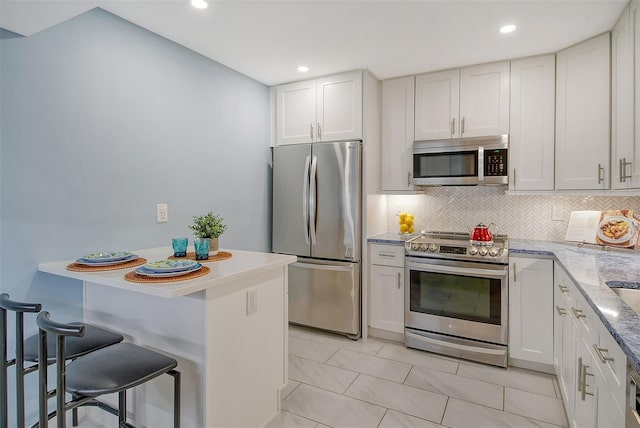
272, 141, 361, 337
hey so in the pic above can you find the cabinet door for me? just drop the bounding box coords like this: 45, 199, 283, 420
633, 0, 640, 188
369, 265, 404, 334
459, 61, 510, 138
276, 79, 316, 145
612, 5, 635, 189
553, 267, 569, 375
415, 69, 460, 140
381, 76, 415, 191
316, 71, 362, 142
508, 257, 553, 364
509, 55, 555, 191
595, 366, 626, 428
555, 33, 611, 190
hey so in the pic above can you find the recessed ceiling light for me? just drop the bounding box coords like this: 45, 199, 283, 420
297, 66, 309, 73
500, 24, 516, 34
191, 0, 208, 9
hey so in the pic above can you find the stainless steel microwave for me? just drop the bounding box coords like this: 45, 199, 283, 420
412, 135, 509, 186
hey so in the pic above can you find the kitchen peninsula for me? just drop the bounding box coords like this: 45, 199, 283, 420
38, 247, 296, 428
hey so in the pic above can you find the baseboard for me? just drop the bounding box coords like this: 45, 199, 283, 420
508, 357, 555, 374
367, 326, 405, 343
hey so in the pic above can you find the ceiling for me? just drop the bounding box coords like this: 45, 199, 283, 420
0, 0, 628, 86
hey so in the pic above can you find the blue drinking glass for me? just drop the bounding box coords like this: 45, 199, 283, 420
193, 238, 210, 260
172, 237, 188, 257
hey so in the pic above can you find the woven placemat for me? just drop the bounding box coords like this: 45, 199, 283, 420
124, 265, 210, 284
168, 251, 232, 262
67, 257, 147, 272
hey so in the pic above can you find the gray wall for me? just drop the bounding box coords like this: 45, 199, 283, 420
0, 8, 270, 423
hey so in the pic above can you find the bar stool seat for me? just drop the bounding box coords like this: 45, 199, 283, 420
23, 323, 123, 363
36, 312, 180, 428
65, 342, 177, 397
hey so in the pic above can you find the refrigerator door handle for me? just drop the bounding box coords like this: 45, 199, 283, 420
309, 155, 318, 245
293, 262, 354, 272
302, 155, 311, 245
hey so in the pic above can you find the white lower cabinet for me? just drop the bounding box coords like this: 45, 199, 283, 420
368, 243, 405, 335
508, 257, 554, 365
553, 262, 626, 428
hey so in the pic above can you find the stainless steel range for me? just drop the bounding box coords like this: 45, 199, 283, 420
404, 231, 509, 367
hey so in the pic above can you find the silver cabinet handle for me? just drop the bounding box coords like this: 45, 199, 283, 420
577, 357, 584, 393
593, 344, 615, 363
451, 118, 456, 136
571, 307, 586, 319
557, 284, 569, 293
310, 124, 314, 140
397, 272, 401, 289
317, 122, 321, 140
407, 172, 411, 187
620, 158, 625, 183
598, 163, 604, 184
461, 116, 466, 136
622, 157, 632, 181
556, 306, 567, 315
377, 252, 397, 258
581, 360, 594, 400
512, 168, 517, 187
512, 263, 517, 282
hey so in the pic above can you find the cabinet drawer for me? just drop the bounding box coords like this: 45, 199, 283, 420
370, 244, 405, 267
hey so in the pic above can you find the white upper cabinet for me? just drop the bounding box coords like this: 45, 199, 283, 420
275, 71, 362, 145
459, 61, 510, 138
381, 76, 416, 191
415, 69, 460, 140
635, 0, 640, 187
612, 4, 635, 189
555, 33, 611, 190
509, 55, 556, 191
415, 61, 509, 141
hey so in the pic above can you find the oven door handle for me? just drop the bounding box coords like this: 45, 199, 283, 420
406, 260, 507, 279
405, 331, 507, 356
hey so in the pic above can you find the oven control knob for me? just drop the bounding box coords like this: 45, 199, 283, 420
468, 245, 478, 255
488, 247, 500, 257
428, 243, 438, 252
420, 243, 429, 251
478, 247, 489, 256
411, 243, 420, 251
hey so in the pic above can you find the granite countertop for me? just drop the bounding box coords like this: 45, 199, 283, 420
511, 239, 640, 373
367, 232, 416, 245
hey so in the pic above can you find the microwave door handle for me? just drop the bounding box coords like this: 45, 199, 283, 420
309, 155, 318, 245
477, 146, 484, 184
406, 260, 507, 279
303, 155, 311, 245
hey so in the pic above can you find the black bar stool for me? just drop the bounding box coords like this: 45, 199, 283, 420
0, 293, 124, 428
36, 311, 180, 428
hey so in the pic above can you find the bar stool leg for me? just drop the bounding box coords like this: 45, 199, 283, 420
118, 391, 127, 427
38, 329, 48, 428
169, 370, 180, 428
16, 311, 26, 428
1, 307, 8, 428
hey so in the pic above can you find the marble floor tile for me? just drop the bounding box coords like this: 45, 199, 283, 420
288, 355, 358, 394
376, 342, 460, 374
326, 349, 412, 383
345, 374, 448, 423
504, 387, 568, 427
281, 380, 300, 400
457, 361, 557, 398
282, 383, 386, 428
289, 325, 320, 341
265, 411, 319, 428
312, 334, 386, 355
442, 398, 564, 428
404, 365, 504, 410
379, 410, 446, 428
289, 336, 339, 363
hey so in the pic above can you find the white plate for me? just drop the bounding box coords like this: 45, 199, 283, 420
80, 251, 133, 263
143, 259, 197, 273
597, 216, 637, 244
135, 263, 203, 278
76, 254, 138, 266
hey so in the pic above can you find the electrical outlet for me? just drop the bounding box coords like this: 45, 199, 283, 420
157, 204, 168, 223
246, 289, 257, 315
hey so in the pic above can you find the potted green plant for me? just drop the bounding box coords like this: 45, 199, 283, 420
188, 212, 227, 256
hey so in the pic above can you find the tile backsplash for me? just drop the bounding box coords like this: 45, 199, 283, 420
386, 188, 640, 241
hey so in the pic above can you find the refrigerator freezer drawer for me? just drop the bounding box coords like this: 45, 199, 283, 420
288, 259, 361, 336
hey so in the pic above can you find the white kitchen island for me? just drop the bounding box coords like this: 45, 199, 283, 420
38, 247, 296, 428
